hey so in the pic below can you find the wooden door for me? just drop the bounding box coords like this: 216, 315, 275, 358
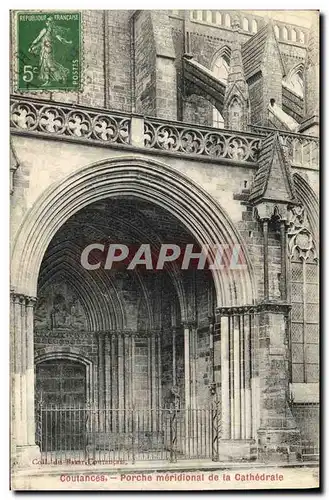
36, 359, 86, 451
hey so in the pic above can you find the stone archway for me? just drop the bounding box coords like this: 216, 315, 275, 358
11, 156, 256, 304
11, 156, 256, 464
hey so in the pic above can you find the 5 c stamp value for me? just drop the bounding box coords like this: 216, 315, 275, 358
16, 11, 82, 92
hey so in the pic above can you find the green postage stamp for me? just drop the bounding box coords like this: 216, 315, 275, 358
16, 11, 82, 91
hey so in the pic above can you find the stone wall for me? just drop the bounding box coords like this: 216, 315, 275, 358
11, 10, 310, 124
107, 10, 132, 111
10, 134, 259, 243
134, 11, 156, 116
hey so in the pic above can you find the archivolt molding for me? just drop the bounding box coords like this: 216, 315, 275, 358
287, 204, 317, 261
293, 172, 319, 243
35, 349, 93, 368
210, 45, 232, 69
37, 242, 125, 331
11, 156, 256, 307
97, 207, 188, 324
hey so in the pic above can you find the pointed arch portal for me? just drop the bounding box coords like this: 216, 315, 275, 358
11, 156, 257, 462
11, 156, 255, 305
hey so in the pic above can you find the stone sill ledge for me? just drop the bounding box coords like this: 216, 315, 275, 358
290, 383, 319, 404
11, 129, 260, 169
13, 459, 319, 476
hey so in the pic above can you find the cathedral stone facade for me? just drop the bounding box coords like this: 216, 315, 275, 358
10, 10, 319, 469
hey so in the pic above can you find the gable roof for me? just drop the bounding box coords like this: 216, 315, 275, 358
249, 132, 297, 204
242, 22, 286, 81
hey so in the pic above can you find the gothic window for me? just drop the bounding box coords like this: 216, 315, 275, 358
284, 64, 304, 97
252, 20, 258, 33
228, 98, 242, 130
299, 31, 305, 44
212, 53, 230, 128
213, 54, 229, 81
243, 18, 249, 32
225, 13, 231, 27
291, 29, 297, 42
216, 12, 222, 25
274, 25, 280, 39
288, 206, 319, 384
192, 11, 198, 20
290, 138, 317, 168
213, 108, 224, 129
202, 11, 207, 22
211, 11, 217, 24
282, 26, 288, 40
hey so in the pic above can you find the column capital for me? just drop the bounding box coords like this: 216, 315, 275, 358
99, 329, 163, 338
218, 302, 291, 316
279, 218, 290, 229
26, 296, 37, 308
254, 202, 295, 223
10, 292, 37, 306
256, 301, 291, 315
181, 320, 197, 329
217, 305, 256, 316
11, 292, 27, 304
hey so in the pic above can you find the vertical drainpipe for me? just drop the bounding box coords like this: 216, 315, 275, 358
130, 11, 137, 113
263, 219, 269, 301
103, 10, 109, 108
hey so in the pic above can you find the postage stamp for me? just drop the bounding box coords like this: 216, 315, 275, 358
16, 11, 82, 92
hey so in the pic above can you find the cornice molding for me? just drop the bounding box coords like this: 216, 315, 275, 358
217, 302, 291, 315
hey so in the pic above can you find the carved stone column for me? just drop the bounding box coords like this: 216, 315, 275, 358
183, 322, 191, 409
110, 333, 118, 410
280, 220, 288, 300
11, 292, 40, 466
97, 333, 106, 430
26, 297, 37, 446
219, 313, 230, 439
117, 333, 124, 431
104, 334, 112, 414
98, 333, 105, 409
190, 323, 197, 409
156, 332, 162, 408
256, 302, 300, 462
262, 219, 269, 301
172, 326, 177, 387
209, 314, 219, 397
182, 320, 197, 409
217, 306, 255, 460
150, 331, 157, 428
242, 309, 253, 440
131, 333, 135, 408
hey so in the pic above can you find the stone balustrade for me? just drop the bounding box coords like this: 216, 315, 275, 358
183, 11, 308, 45
11, 96, 318, 169
10, 95, 262, 165
144, 117, 261, 162
10, 96, 131, 145
251, 124, 319, 170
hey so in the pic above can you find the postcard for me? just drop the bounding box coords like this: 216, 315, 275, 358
10, 9, 319, 491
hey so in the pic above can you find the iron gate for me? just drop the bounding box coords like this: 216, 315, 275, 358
36, 401, 221, 463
